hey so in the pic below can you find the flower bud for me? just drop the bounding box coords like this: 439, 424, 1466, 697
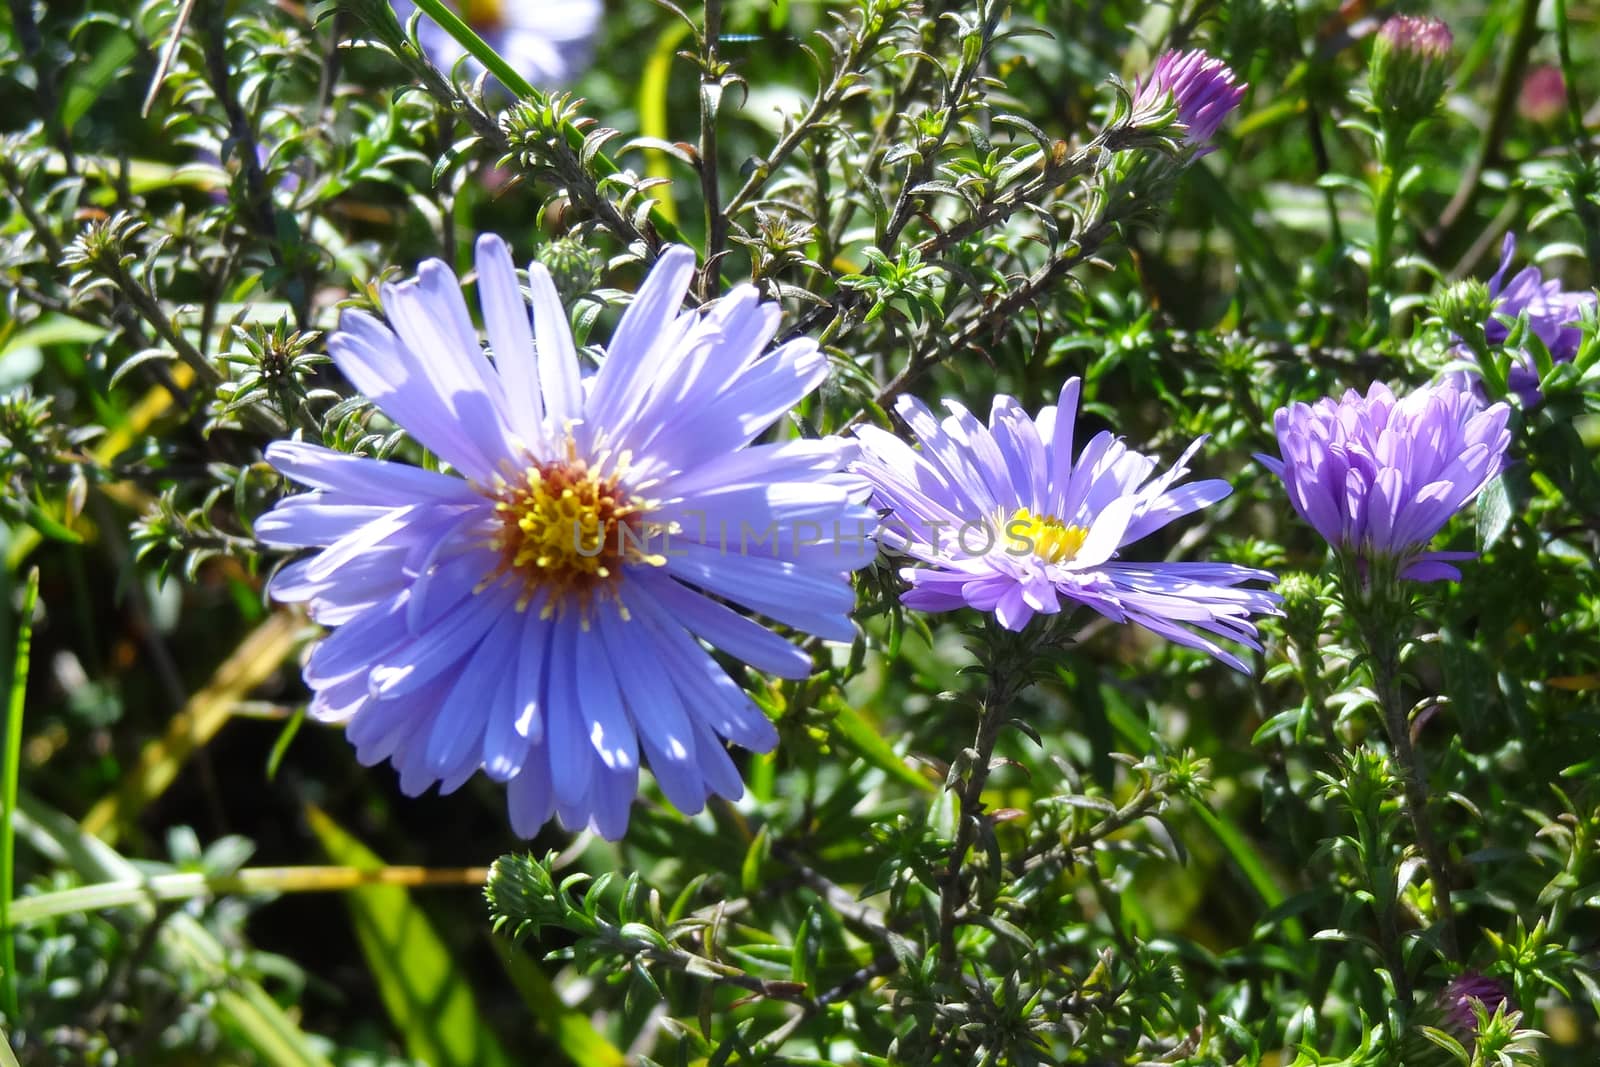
1276, 572, 1326, 645
1369, 16, 1453, 127
1518, 65, 1566, 125
1441, 972, 1512, 1042
1431, 277, 1494, 344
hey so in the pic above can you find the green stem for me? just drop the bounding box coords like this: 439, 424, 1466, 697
1366, 121, 1407, 341
1, 568, 39, 1022
7, 863, 490, 927
1365, 626, 1461, 966
936, 668, 1021, 969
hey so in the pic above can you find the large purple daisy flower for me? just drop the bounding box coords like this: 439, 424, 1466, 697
257, 237, 873, 840
1260, 380, 1511, 582
851, 379, 1280, 673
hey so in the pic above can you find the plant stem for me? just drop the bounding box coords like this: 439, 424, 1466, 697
936, 668, 1020, 968
1430, 0, 1540, 249
698, 0, 725, 299
1367, 629, 1461, 964
1366, 119, 1406, 341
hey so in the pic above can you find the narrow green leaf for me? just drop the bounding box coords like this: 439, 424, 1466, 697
496, 947, 627, 1067
1192, 804, 1305, 948
1476, 472, 1512, 552
1, 568, 40, 1021
825, 694, 937, 794
405, 0, 692, 248
61, 30, 138, 130
305, 806, 514, 1067
14, 793, 334, 1067
638, 21, 691, 227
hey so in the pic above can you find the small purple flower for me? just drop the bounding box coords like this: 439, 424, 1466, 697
1132, 50, 1247, 150
392, 0, 600, 90
852, 379, 1280, 673
1486, 233, 1596, 405
257, 237, 873, 840
1442, 972, 1512, 1034
1260, 381, 1511, 582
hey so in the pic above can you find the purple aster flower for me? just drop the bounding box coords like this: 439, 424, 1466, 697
1485, 233, 1597, 405
256, 237, 874, 840
1132, 50, 1247, 150
392, 0, 600, 90
1260, 381, 1511, 582
851, 379, 1280, 673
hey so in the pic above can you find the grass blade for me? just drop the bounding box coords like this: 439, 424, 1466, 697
7, 862, 488, 926
1, 567, 40, 1021
305, 806, 516, 1067
496, 945, 628, 1067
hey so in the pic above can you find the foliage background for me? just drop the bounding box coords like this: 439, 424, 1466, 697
1, 0, 1598, 1063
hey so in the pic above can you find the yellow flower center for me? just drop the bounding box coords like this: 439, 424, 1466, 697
461, 0, 506, 31
483, 443, 664, 620
1005, 507, 1089, 564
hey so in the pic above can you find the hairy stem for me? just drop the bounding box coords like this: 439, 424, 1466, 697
1367, 630, 1461, 965
937, 668, 1021, 968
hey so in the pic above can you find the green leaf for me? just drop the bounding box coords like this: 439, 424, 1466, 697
824, 694, 937, 794
404, 0, 692, 249
637, 21, 691, 227
1191, 804, 1305, 948
1, 568, 40, 1020
305, 806, 515, 1067
1477, 472, 1512, 552
495, 946, 627, 1067
61, 30, 138, 130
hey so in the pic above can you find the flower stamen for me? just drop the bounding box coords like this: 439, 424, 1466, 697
482, 446, 664, 620
1006, 507, 1089, 564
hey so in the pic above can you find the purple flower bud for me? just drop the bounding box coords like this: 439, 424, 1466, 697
1442, 972, 1512, 1035
1378, 14, 1454, 59
1258, 381, 1511, 582
1132, 50, 1247, 150
1369, 15, 1453, 125
1518, 65, 1567, 124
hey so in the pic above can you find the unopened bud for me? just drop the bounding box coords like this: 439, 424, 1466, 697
1369, 16, 1453, 127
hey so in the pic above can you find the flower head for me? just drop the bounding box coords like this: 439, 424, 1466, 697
393, 0, 600, 90
1261, 381, 1511, 582
1132, 50, 1247, 150
257, 238, 873, 840
852, 380, 1280, 673
1369, 15, 1453, 125
1485, 234, 1596, 404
